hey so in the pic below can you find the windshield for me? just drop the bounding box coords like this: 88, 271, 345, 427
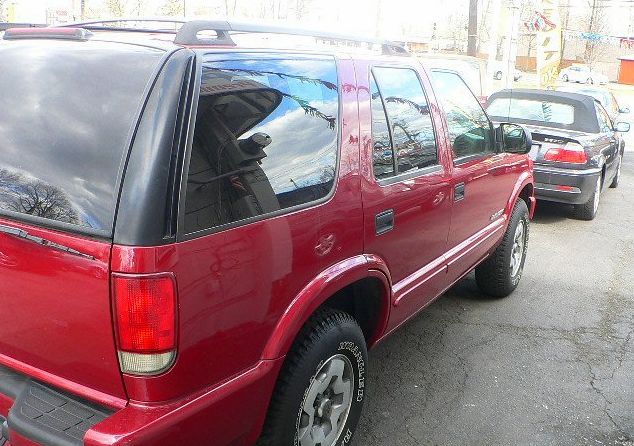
0, 41, 161, 235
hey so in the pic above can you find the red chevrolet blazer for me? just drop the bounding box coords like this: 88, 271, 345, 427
0, 20, 534, 446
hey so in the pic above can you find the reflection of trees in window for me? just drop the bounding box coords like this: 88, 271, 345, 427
204, 67, 337, 129
0, 169, 80, 225
384, 96, 430, 116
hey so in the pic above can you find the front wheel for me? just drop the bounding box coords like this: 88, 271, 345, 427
258, 309, 367, 446
475, 199, 530, 297
573, 175, 601, 220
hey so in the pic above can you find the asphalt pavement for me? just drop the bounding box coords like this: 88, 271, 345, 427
353, 131, 634, 445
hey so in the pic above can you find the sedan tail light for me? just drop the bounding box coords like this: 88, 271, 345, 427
543, 142, 587, 164
112, 273, 177, 375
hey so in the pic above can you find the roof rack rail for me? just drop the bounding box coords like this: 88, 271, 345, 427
0, 22, 46, 31
174, 20, 409, 56
59, 18, 186, 34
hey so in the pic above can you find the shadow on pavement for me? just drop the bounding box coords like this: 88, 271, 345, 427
531, 199, 571, 224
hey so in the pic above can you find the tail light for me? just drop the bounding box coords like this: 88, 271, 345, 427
543, 142, 587, 164
112, 274, 177, 375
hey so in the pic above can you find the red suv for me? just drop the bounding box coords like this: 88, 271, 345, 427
0, 21, 534, 446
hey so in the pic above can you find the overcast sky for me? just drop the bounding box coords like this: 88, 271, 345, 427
6, 0, 634, 39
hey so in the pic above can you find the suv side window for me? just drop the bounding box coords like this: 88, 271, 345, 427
372, 67, 438, 177
595, 102, 613, 133
370, 74, 395, 179
184, 55, 339, 234
430, 70, 494, 160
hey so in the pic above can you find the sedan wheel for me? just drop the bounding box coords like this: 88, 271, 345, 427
573, 176, 601, 220
610, 154, 622, 188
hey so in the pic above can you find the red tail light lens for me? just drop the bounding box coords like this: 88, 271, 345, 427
113, 274, 177, 353
543, 143, 587, 164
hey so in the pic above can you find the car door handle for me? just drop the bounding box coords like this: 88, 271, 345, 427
454, 183, 466, 201
375, 210, 394, 235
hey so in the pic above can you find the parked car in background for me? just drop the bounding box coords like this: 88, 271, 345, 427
0, 20, 535, 446
555, 84, 630, 123
487, 89, 630, 220
421, 53, 488, 101
559, 64, 609, 85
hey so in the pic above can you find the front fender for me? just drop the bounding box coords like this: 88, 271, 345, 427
260, 255, 392, 360
505, 168, 535, 219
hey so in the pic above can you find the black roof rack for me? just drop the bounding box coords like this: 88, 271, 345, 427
0, 22, 47, 31
59, 18, 186, 34
174, 20, 409, 56
62, 18, 408, 56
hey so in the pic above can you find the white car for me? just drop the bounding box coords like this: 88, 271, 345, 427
559, 64, 608, 85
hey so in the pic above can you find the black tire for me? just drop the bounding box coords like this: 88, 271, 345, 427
573, 175, 601, 220
610, 154, 622, 188
258, 308, 367, 446
475, 199, 530, 298
563, 74, 569, 82
495, 71, 503, 80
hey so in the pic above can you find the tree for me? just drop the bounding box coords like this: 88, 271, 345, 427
583, 0, 607, 68
105, 0, 126, 17
160, 0, 184, 16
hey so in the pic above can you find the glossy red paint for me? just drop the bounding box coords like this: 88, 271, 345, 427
0, 217, 127, 407
0, 51, 534, 446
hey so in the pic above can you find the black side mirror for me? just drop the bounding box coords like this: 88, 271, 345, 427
498, 123, 532, 154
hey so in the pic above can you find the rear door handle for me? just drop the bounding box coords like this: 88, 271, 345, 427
454, 183, 466, 201
375, 210, 394, 235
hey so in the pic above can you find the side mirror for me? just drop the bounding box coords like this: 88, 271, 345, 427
615, 122, 631, 133
498, 123, 532, 154
619, 107, 630, 114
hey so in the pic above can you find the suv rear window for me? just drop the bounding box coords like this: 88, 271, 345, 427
184, 55, 339, 234
0, 41, 161, 235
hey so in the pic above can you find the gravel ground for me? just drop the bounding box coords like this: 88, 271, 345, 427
353, 137, 634, 445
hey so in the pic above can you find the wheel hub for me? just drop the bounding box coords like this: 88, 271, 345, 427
510, 220, 525, 278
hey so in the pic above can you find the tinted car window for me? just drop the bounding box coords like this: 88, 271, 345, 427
430, 70, 493, 159
595, 103, 613, 133
487, 98, 575, 125
370, 74, 395, 179
184, 56, 339, 234
0, 41, 161, 234
373, 67, 437, 175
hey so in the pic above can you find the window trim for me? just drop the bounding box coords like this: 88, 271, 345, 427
429, 68, 497, 165
369, 64, 441, 185
175, 52, 342, 242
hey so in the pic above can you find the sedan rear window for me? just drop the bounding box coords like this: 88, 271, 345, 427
0, 41, 161, 235
487, 98, 575, 125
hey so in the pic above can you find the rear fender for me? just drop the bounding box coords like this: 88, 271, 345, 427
260, 255, 392, 360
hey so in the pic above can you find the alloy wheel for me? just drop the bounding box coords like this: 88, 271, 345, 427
297, 354, 354, 446
510, 220, 526, 278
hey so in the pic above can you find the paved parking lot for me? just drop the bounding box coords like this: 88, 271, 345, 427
353, 90, 634, 446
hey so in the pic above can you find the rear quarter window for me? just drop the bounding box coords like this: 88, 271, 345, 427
183, 55, 339, 235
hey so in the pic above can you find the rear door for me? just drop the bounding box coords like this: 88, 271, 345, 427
0, 39, 163, 401
430, 70, 522, 279
359, 63, 452, 325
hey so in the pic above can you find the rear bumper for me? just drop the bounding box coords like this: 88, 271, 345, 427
533, 165, 601, 205
1, 358, 284, 446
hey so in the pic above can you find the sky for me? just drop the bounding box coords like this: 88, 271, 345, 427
5, 0, 634, 40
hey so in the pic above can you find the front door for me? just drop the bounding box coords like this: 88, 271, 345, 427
430, 70, 525, 281
358, 63, 453, 327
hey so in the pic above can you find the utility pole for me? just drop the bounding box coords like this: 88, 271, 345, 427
468, 0, 478, 56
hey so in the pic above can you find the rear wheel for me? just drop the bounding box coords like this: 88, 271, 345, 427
475, 199, 530, 298
573, 175, 601, 220
258, 309, 367, 446
610, 154, 622, 188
